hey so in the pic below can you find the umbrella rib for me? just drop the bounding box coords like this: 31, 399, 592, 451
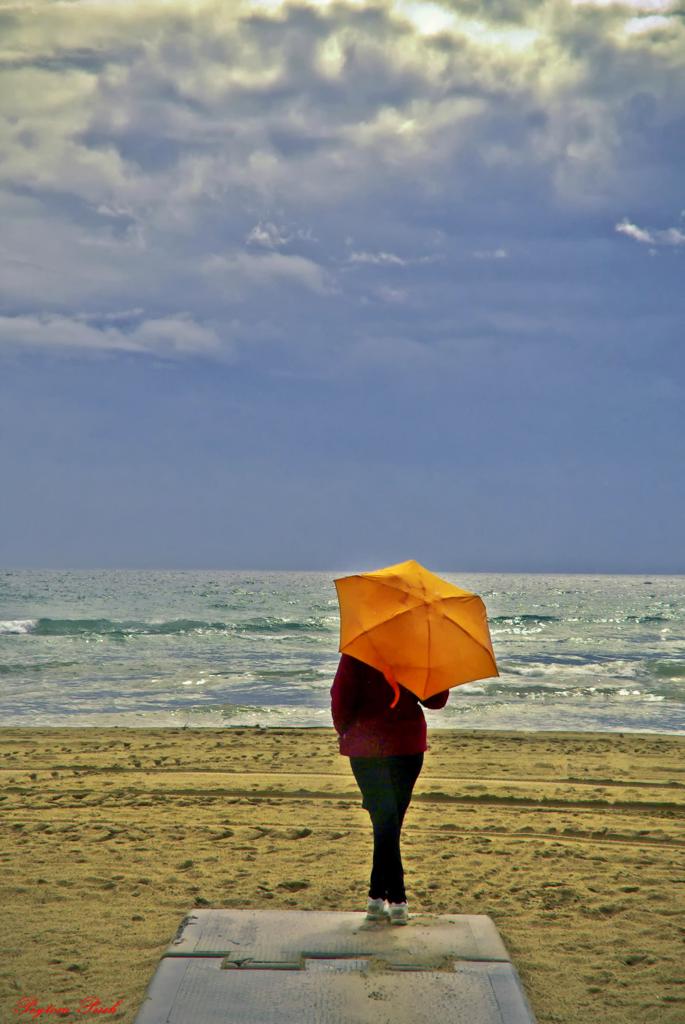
433, 598, 498, 665
357, 575, 448, 604
425, 602, 431, 693
337, 580, 427, 648
341, 602, 429, 654
340, 592, 496, 667
337, 570, 497, 683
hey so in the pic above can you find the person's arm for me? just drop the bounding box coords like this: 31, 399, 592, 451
420, 689, 450, 709
330, 654, 362, 735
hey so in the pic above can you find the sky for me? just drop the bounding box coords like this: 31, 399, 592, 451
0, 0, 683, 573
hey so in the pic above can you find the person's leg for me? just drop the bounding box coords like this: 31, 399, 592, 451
349, 756, 402, 902
384, 753, 424, 903
391, 752, 424, 828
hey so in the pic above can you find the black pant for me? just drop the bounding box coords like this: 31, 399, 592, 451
349, 752, 424, 904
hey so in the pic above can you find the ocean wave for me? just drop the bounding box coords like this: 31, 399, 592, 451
500, 658, 644, 680
0, 615, 334, 639
254, 668, 328, 681
490, 626, 546, 636
650, 661, 685, 679
233, 616, 332, 635
0, 659, 80, 675
0, 619, 37, 635
28, 617, 228, 637
457, 683, 673, 702
490, 612, 675, 628
490, 614, 561, 625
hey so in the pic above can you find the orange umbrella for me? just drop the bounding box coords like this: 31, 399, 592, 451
334, 558, 498, 707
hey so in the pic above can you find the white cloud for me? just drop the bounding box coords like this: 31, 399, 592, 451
660, 227, 685, 246
131, 316, 223, 355
394, 1, 460, 37
571, 0, 676, 8
374, 286, 409, 303
349, 250, 411, 266
74, 308, 145, 323
615, 220, 654, 243
624, 14, 674, 34
616, 219, 685, 246
246, 222, 289, 249
0, 313, 224, 357
0, 0, 683, 370
348, 250, 438, 266
473, 248, 509, 260
204, 251, 332, 294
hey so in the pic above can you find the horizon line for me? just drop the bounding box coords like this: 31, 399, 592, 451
2, 566, 684, 576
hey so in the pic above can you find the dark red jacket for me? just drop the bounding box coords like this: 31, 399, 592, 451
330, 653, 449, 757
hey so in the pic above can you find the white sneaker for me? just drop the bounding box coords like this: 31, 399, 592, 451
365, 897, 388, 921
387, 901, 409, 925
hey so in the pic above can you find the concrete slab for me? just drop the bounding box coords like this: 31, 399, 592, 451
134, 910, 535, 1023
165, 909, 511, 966
133, 956, 536, 1024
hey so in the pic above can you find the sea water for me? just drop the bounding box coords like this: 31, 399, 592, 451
0, 570, 683, 733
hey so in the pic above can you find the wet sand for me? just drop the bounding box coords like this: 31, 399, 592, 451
1, 727, 684, 1024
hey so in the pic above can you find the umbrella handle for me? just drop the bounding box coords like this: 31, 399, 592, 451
383, 668, 400, 709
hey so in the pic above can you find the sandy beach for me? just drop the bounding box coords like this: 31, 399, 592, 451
1, 727, 683, 1023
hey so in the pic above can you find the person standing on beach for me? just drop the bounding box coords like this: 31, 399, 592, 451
330, 652, 449, 925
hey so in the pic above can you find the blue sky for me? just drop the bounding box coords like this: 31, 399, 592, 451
1, 0, 683, 572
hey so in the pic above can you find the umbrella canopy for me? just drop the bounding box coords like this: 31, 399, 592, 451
334, 558, 498, 706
